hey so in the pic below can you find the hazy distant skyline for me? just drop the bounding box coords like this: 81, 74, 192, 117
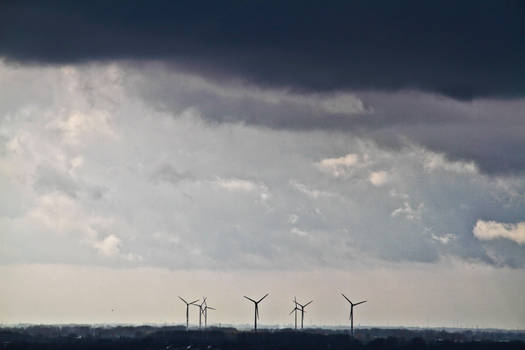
0, 1, 524, 329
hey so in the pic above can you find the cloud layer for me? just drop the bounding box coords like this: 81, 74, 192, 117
1, 62, 524, 270
1, 2, 525, 175
1, 1, 524, 100
116, 64, 525, 175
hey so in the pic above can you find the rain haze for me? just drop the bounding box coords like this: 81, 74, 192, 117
1, 1, 525, 331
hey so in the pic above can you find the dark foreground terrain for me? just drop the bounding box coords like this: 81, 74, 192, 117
1, 326, 524, 350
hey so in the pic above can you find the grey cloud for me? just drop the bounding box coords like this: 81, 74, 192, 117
1, 63, 525, 270
88, 185, 108, 200
126, 65, 525, 175
3, 46, 523, 176
1, 1, 524, 100
33, 165, 109, 201
150, 163, 192, 185
33, 165, 79, 198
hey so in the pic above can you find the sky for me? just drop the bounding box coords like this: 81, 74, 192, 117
0, 1, 525, 329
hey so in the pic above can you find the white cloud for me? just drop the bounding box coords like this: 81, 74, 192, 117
48, 110, 118, 145
369, 171, 389, 186
212, 178, 257, 192
391, 202, 423, 221
290, 227, 308, 237
473, 220, 525, 245
25, 193, 139, 261
93, 234, 121, 256
423, 152, 478, 174
316, 153, 359, 177
431, 233, 456, 244
289, 180, 333, 198
288, 214, 299, 224
69, 156, 84, 175
389, 189, 409, 199
211, 177, 270, 202
28, 193, 108, 239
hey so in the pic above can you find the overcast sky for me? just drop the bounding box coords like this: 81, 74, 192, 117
1, 1, 524, 329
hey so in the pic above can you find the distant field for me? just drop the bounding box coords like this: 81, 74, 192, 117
1, 326, 524, 350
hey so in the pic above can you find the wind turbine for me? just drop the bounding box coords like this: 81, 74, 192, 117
193, 297, 207, 329
296, 299, 313, 329
289, 297, 300, 329
243, 293, 269, 331
341, 293, 366, 336
202, 304, 216, 327
179, 296, 199, 329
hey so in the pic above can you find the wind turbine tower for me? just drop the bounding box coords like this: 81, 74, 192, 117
193, 297, 207, 329
341, 293, 366, 336
202, 303, 216, 327
296, 299, 313, 329
290, 297, 299, 329
179, 297, 199, 329
243, 293, 269, 331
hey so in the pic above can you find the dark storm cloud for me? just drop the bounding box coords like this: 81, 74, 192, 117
126, 67, 525, 175
1, 1, 524, 100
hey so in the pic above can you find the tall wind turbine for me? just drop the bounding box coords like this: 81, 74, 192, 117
179, 296, 199, 329
290, 297, 300, 329
202, 304, 216, 327
193, 297, 207, 329
243, 293, 269, 331
341, 293, 366, 336
296, 299, 313, 329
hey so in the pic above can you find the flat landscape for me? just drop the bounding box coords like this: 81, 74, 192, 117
1, 326, 524, 350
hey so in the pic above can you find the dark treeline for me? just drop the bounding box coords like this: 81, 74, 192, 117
1, 326, 524, 350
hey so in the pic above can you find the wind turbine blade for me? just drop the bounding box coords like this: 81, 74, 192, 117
201, 297, 207, 306
189, 299, 199, 305
354, 300, 367, 306
207, 307, 216, 310
179, 296, 188, 304
289, 307, 298, 315
244, 296, 256, 303
258, 293, 269, 303
303, 300, 313, 308
341, 293, 351, 304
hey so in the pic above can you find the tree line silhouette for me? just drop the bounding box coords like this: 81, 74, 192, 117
1, 326, 524, 350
